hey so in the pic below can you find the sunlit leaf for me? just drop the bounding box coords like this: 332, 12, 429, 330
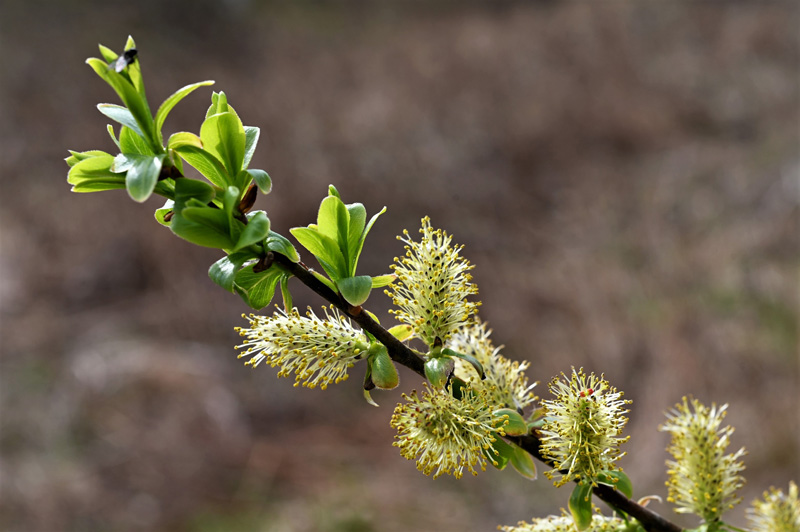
569, 483, 594, 531
154, 80, 214, 146
336, 275, 372, 306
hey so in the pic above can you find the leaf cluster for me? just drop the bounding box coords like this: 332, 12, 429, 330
67, 38, 389, 311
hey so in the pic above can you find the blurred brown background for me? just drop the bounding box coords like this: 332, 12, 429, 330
1, 1, 798, 531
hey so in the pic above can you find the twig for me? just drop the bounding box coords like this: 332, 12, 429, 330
271, 252, 684, 532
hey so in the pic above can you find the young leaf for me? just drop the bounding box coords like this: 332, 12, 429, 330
179, 205, 235, 249
67, 153, 124, 192
485, 436, 514, 471
154, 199, 175, 226
336, 275, 372, 306
70, 179, 127, 193
310, 270, 337, 293
569, 483, 594, 531
107, 125, 121, 150
171, 144, 229, 189
289, 226, 345, 280
492, 408, 529, 437
234, 263, 288, 310
351, 206, 386, 273
86, 57, 156, 150
154, 80, 215, 146
119, 125, 156, 155
206, 91, 230, 118
265, 231, 300, 262
243, 126, 260, 169
117, 153, 164, 202
371, 274, 395, 288
369, 346, 399, 390
98, 44, 117, 63
65, 150, 112, 168
597, 470, 633, 499
387, 324, 413, 342
316, 194, 350, 246
153, 179, 176, 200
122, 36, 146, 103
246, 169, 272, 195
172, 175, 215, 210
200, 111, 246, 177
167, 131, 203, 150
363, 389, 380, 408
424, 356, 454, 389
97, 104, 145, 138
169, 179, 229, 248
234, 210, 270, 252
345, 202, 367, 274
442, 348, 485, 380
279, 274, 293, 311
509, 444, 537, 480
209, 251, 254, 292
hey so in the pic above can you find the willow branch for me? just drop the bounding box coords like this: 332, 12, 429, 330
271, 252, 682, 532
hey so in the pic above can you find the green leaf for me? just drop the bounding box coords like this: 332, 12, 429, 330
209, 251, 254, 292
172, 144, 229, 188
243, 126, 260, 169
336, 275, 373, 306
492, 408, 529, 436
167, 131, 203, 150
235, 210, 270, 251
569, 483, 594, 531
485, 436, 513, 471
200, 111, 246, 177
352, 206, 386, 273
153, 179, 176, 200
65, 150, 111, 168
169, 179, 230, 248
363, 389, 379, 408
371, 274, 395, 288
289, 226, 346, 280
114, 153, 164, 202
98, 44, 117, 63
345, 202, 366, 274
97, 104, 145, 138
442, 348, 485, 379
279, 275, 293, 311
266, 231, 300, 262
317, 194, 350, 244
206, 91, 231, 118
154, 199, 175, 226
310, 270, 337, 292
107, 125, 121, 150
172, 175, 215, 210
234, 264, 288, 310
387, 324, 413, 342
122, 37, 146, 103
424, 356, 454, 389
119, 125, 155, 155
86, 57, 156, 151
369, 346, 398, 390
154, 80, 215, 146
180, 205, 235, 249
71, 179, 127, 193
67, 153, 125, 192
597, 470, 633, 499
509, 444, 537, 480
247, 169, 272, 195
